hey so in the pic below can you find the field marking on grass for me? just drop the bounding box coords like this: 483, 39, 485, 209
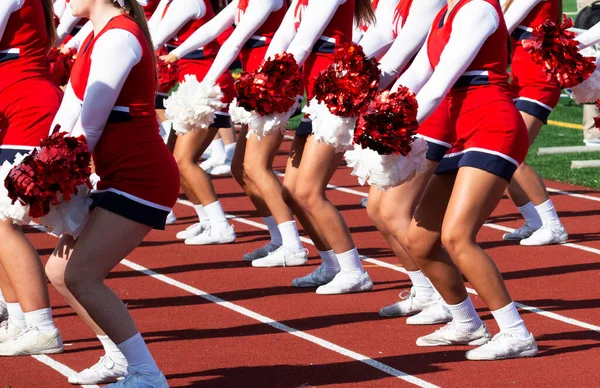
547, 120, 583, 130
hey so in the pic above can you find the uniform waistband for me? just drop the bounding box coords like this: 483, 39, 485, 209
0, 48, 20, 65
511, 25, 533, 41
311, 36, 336, 54
452, 70, 490, 89
242, 35, 269, 50
166, 44, 206, 60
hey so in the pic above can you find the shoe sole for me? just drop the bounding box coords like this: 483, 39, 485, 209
466, 348, 538, 361
502, 234, 528, 241
520, 233, 568, 246
0, 346, 64, 356
252, 259, 308, 268
68, 377, 123, 385
316, 282, 374, 295
185, 237, 237, 246
378, 309, 417, 318
416, 336, 490, 347
406, 317, 453, 325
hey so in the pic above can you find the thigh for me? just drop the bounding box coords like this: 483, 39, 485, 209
244, 131, 283, 170
232, 124, 249, 170
282, 135, 308, 192
173, 127, 219, 163
519, 111, 544, 144
296, 136, 343, 193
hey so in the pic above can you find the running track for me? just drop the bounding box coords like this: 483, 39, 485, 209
2, 136, 600, 387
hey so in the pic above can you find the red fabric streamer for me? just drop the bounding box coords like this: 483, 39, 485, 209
47, 47, 77, 87
354, 88, 419, 155
156, 49, 180, 93
522, 17, 596, 88
313, 42, 380, 117
235, 53, 303, 116
5, 132, 92, 218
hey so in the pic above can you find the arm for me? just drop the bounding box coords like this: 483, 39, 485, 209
286, 0, 346, 67
55, 6, 82, 46
398, 0, 499, 123
359, 0, 398, 60
71, 29, 142, 152
151, 0, 205, 50
0, 0, 22, 41
147, 0, 169, 31
502, 0, 541, 34
352, 20, 364, 44
53, 0, 66, 19
50, 83, 81, 136
264, 0, 298, 60
575, 21, 600, 49
378, 0, 444, 89
64, 20, 93, 51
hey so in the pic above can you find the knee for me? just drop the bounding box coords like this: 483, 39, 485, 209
230, 158, 250, 186
64, 264, 99, 298
244, 160, 267, 183
282, 183, 295, 207
45, 258, 66, 288
293, 184, 321, 213
403, 229, 431, 265
440, 226, 471, 258
365, 197, 381, 224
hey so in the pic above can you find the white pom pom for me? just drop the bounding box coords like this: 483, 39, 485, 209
345, 138, 428, 191
0, 154, 32, 225
164, 75, 227, 135
571, 56, 600, 103
303, 98, 356, 152
229, 98, 299, 140
39, 184, 92, 239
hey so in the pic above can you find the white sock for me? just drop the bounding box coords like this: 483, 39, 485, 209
446, 297, 483, 333
98, 335, 127, 364
335, 248, 364, 274
263, 216, 282, 246
0, 289, 4, 304
210, 138, 226, 161
535, 199, 562, 228
23, 308, 56, 334
406, 270, 435, 302
117, 333, 161, 379
518, 202, 542, 229
224, 142, 236, 161
193, 204, 209, 223
6, 303, 26, 328
204, 201, 229, 229
319, 250, 340, 272
278, 221, 303, 251
491, 302, 530, 340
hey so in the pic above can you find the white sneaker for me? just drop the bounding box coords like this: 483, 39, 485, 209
251, 246, 308, 267
316, 271, 374, 295
200, 155, 226, 173
68, 355, 128, 385
416, 323, 491, 347
502, 223, 539, 241
406, 300, 453, 325
292, 265, 339, 288
209, 159, 232, 176
466, 332, 538, 360
584, 139, 600, 146
0, 320, 22, 343
165, 210, 177, 225
184, 224, 236, 245
0, 303, 7, 323
175, 221, 209, 240
0, 326, 63, 356
361, 197, 367, 208
105, 372, 169, 387
520, 224, 568, 246
379, 287, 432, 317
242, 242, 280, 261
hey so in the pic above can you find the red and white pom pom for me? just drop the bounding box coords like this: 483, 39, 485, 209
229, 97, 301, 140
47, 47, 77, 87
38, 184, 92, 238
156, 51, 180, 94
0, 153, 32, 225
303, 98, 357, 152
164, 74, 226, 135
571, 54, 600, 103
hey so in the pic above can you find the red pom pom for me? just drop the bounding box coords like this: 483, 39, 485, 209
156, 49, 180, 93
234, 53, 303, 116
5, 132, 92, 218
47, 47, 77, 87
312, 42, 381, 117
354, 88, 419, 156
522, 17, 596, 88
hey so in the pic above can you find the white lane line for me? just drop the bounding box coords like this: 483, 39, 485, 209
177, 199, 600, 334
31, 355, 99, 388
121, 258, 438, 388
546, 188, 600, 203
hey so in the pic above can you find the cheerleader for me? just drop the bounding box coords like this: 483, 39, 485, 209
258, 0, 375, 293
43, 0, 178, 385
161, 0, 304, 263
392, 0, 537, 360
55, 1, 88, 46
151, 0, 237, 245
499, 0, 568, 246
0, 0, 64, 356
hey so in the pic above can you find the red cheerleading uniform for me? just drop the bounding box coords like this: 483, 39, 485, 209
392, 0, 413, 38
510, 0, 561, 123
424, 0, 529, 181
71, 15, 179, 228
0, 0, 63, 163
237, 0, 287, 72
144, 0, 161, 20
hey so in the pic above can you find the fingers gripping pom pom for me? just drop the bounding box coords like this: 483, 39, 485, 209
522, 17, 596, 89
47, 47, 77, 87
156, 49, 180, 94
164, 75, 227, 135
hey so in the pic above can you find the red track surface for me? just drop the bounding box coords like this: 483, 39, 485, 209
2, 137, 600, 387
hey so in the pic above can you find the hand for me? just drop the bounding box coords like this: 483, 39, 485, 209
60, 45, 72, 55
160, 53, 178, 63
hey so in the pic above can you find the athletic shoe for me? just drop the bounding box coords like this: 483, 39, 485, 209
68, 356, 128, 385
316, 271, 374, 295
379, 287, 432, 317
242, 242, 280, 261
209, 159, 232, 176
165, 211, 177, 225
406, 299, 453, 325
292, 265, 339, 288
584, 139, 600, 146
416, 323, 491, 347
251, 246, 308, 267
184, 224, 236, 245
0, 326, 63, 356
200, 155, 226, 174
0, 320, 22, 343
175, 221, 209, 240
466, 332, 538, 360
520, 224, 568, 246
0, 302, 7, 323
361, 197, 367, 208
502, 223, 538, 241
105, 372, 169, 387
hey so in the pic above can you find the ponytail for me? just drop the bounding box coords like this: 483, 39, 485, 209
355, 0, 375, 27
41, 0, 56, 49
557, 0, 563, 24
210, 0, 229, 13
